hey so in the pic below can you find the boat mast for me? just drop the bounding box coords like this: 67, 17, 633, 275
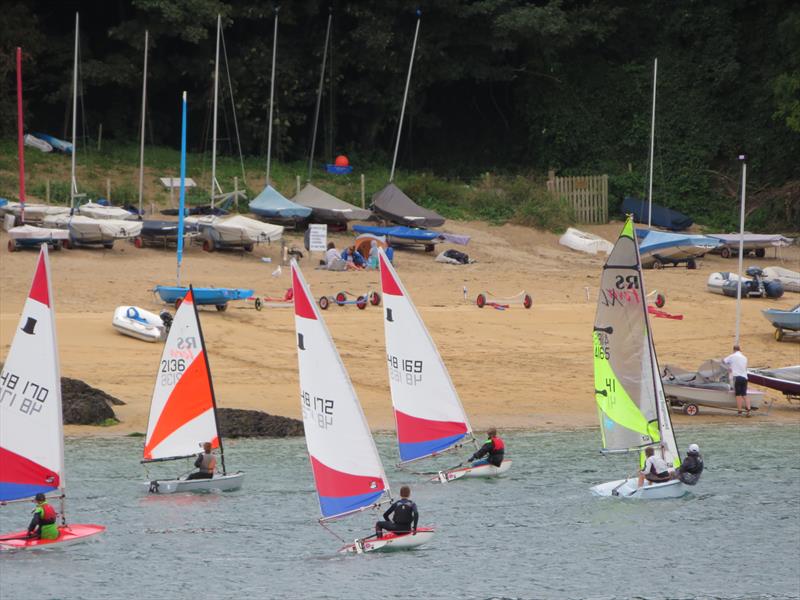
176, 92, 188, 286
647, 58, 657, 228
265, 8, 278, 186
211, 14, 221, 208
734, 156, 747, 345
190, 285, 228, 475
308, 9, 332, 183
390, 10, 421, 183
70, 12, 79, 209
137, 30, 149, 216
16, 47, 26, 223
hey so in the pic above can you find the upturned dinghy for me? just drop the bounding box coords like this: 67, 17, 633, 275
0, 245, 105, 548
378, 248, 510, 482
291, 261, 434, 553
590, 217, 692, 499
141, 287, 243, 493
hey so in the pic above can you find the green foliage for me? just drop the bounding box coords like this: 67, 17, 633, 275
509, 179, 574, 233
97, 418, 120, 427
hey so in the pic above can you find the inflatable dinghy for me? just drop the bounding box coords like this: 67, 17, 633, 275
112, 306, 169, 342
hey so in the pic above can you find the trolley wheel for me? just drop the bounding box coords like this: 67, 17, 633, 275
755, 248, 765, 258
424, 244, 435, 253
720, 247, 732, 259
203, 238, 215, 252
244, 244, 254, 252
652, 259, 664, 270
775, 328, 784, 342
369, 291, 381, 306
523, 294, 533, 309
683, 404, 699, 416
687, 259, 697, 270
655, 293, 666, 308
319, 296, 330, 310
335, 292, 347, 305
52, 241, 62, 251
7, 240, 15, 253
175, 298, 183, 310
254, 298, 263, 311
215, 303, 228, 312
356, 296, 368, 310
134, 237, 144, 249
476, 293, 487, 308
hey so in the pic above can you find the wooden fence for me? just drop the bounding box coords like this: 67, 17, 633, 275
547, 173, 608, 224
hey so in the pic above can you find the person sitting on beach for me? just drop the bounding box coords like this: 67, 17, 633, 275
187, 442, 216, 480
375, 485, 418, 538
467, 428, 505, 467
637, 446, 671, 487
341, 245, 366, 270
27, 493, 59, 540
674, 443, 703, 485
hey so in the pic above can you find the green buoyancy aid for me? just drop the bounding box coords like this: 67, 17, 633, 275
35, 503, 60, 540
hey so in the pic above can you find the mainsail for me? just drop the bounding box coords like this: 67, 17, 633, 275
0, 245, 65, 502
143, 288, 222, 463
593, 217, 680, 466
292, 261, 390, 520
378, 248, 472, 464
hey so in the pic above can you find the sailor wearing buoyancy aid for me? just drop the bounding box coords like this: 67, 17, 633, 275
675, 443, 704, 485
467, 428, 505, 467
187, 442, 217, 480
375, 486, 418, 538
28, 493, 59, 540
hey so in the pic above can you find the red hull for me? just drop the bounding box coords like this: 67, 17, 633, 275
0, 524, 105, 549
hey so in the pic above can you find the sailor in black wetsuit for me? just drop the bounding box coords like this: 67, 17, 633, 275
675, 443, 704, 485
467, 428, 505, 467
375, 485, 418, 538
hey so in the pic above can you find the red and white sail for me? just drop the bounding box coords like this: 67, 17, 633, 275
378, 248, 472, 464
291, 261, 390, 520
143, 289, 219, 461
0, 246, 65, 502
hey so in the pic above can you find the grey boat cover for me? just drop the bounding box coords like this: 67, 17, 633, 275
293, 184, 372, 222
707, 233, 793, 247
371, 183, 445, 228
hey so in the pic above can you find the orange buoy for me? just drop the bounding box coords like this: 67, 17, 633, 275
334, 155, 349, 167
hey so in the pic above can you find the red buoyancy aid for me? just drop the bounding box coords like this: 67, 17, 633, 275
41, 502, 57, 523
491, 436, 505, 452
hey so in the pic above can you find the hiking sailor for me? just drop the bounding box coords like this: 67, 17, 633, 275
674, 443, 704, 485
187, 442, 216, 480
27, 493, 59, 540
375, 486, 418, 538
637, 446, 672, 487
467, 428, 505, 467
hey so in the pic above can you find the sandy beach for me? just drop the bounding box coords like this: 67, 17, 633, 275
1, 220, 798, 436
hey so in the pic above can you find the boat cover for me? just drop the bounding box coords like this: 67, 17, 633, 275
559, 227, 613, 255
187, 215, 283, 243
638, 230, 721, 255
44, 214, 142, 240
24, 134, 53, 153
622, 196, 693, 231
763, 267, 800, 293
249, 185, 312, 220
31, 132, 72, 153
141, 220, 198, 237
78, 202, 139, 221
371, 183, 445, 228
293, 183, 372, 221
4, 204, 71, 222
353, 224, 441, 241
8, 225, 69, 240
707, 233, 793, 247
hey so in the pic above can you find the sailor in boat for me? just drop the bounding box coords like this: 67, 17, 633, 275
187, 442, 216, 480
375, 485, 418, 539
467, 428, 505, 467
673, 444, 704, 485
27, 493, 59, 540
637, 446, 672, 488
722, 345, 751, 417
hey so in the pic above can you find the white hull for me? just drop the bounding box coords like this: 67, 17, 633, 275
663, 381, 764, 411
143, 472, 244, 494
112, 306, 165, 342
591, 477, 687, 499
434, 459, 512, 482
339, 528, 435, 554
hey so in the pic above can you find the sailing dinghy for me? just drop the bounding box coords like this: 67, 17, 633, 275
378, 248, 510, 482
0, 245, 105, 548
291, 261, 434, 553
141, 286, 243, 493
590, 217, 689, 499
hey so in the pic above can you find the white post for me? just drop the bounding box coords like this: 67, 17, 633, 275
211, 14, 221, 208
106, 178, 111, 201
97, 123, 102, 151
266, 10, 279, 185
296, 175, 301, 196
734, 156, 747, 346
234, 176, 239, 211
46, 179, 50, 202
647, 58, 657, 228
138, 30, 149, 215
70, 12, 79, 209
361, 174, 365, 209
389, 11, 421, 183
308, 11, 332, 183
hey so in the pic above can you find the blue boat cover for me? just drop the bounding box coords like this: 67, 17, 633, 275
326, 164, 353, 175
249, 185, 312, 220
352, 225, 441, 241
31, 133, 73, 154
637, 229, 721, 255
622, 196, 693, 231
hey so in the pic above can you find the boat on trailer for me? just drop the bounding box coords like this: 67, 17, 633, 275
590, 216, 692, 499
378, 248, 511, 482
0, 245, 105, 548
141, 286, 243, 494
291, 260, 433, 553
748, 365, 800, 401
662, 360, 765, 415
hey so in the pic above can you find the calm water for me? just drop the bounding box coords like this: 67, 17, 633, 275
1, 425, 798, 600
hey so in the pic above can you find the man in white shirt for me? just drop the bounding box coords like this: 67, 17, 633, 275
723, 344, 750, 416
637, 446, 671, 487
